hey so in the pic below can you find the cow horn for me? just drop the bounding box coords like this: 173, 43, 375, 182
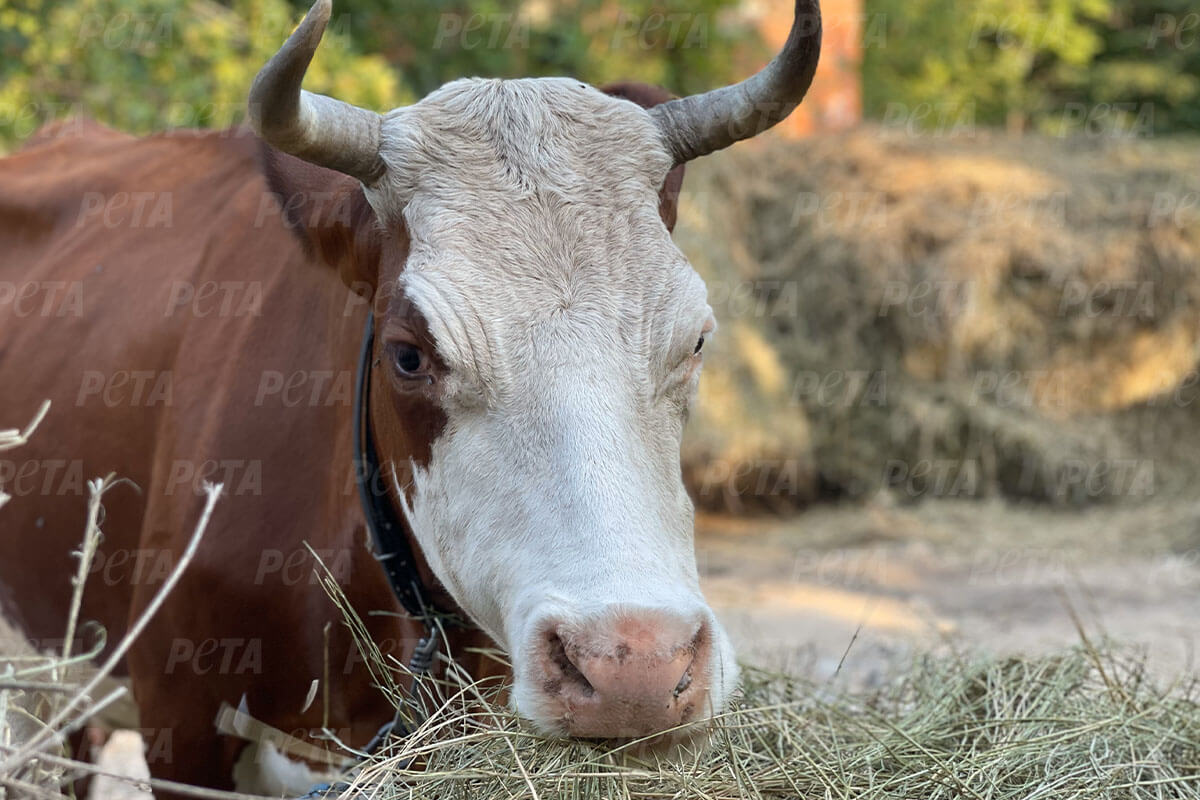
649, 0, 822, 165
248, 0, 387, 185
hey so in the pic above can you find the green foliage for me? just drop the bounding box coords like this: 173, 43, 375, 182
1077, 0, 1200, 132
863, 0, 1111, 132
863, 0, 1200, 135
0, 0, 757, 151
306, 0, 759, 99
0, 0, 402, 151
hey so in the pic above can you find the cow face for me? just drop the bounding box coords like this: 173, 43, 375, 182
251, 0, 820, 744
372, 77, 734, 739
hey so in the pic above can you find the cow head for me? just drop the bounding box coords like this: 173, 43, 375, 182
249, 0, 820, 743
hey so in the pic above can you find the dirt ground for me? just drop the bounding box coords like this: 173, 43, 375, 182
3, 498, 1197, 798
698, 498, 1200, 686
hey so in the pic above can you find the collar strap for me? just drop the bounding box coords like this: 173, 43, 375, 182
353, 310, 459, 629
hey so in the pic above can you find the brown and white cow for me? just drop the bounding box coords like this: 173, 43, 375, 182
0, 0, 819, 792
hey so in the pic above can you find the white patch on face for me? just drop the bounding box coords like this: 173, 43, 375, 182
366, 77, 738, 725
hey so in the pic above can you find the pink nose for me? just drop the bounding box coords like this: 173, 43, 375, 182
536, 612, 712, 739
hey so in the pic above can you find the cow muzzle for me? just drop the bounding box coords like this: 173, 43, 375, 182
524, 609, 715, 741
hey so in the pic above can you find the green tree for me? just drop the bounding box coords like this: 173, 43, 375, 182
862, 0, 1112, 132
306, 0, 761, 99
1, 0, 759, 151
862, 0, 1200, 135
1073, 0, 1200, 132
0, 0, 402, 151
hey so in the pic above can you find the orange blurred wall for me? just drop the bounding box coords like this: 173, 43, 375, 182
745, 0, 862, 135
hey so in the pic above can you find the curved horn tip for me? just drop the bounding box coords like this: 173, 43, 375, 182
247, 0, 333, 140
648, 0, 823, 164
246, 0, 385, 184
297, 0, 333, 47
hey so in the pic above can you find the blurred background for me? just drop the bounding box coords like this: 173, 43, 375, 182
2, 0, 1198, 681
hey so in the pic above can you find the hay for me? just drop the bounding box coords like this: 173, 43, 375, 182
677, 130, 1200, 510
335, 641, 1200, 800
308, 561, 1200, 800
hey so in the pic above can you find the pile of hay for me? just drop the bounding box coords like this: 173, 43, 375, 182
677, 130, 1200, 510
340, 641, 1200, 799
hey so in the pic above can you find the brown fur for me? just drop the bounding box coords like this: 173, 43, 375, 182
0, 82, 682, 794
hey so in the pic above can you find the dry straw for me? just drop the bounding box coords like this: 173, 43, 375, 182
315, 557, 1200, 800
342, 649, 1200, 800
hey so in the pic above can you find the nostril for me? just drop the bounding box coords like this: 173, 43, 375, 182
546, 630, 594, 697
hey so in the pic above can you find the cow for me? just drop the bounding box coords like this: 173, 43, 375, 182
0, 0, 820, 793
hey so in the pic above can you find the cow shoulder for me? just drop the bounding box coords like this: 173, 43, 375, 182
601, 82, 686, 232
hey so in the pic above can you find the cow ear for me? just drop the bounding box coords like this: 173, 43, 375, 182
602, 82, 686, 232
259, 143, 384, 293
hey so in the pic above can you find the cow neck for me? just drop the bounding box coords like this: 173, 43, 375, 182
353, 310, 463, 655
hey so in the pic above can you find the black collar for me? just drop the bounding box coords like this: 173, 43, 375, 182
353, 310, 459, 638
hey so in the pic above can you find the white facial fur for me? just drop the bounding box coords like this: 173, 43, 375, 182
366, 77, 739, 728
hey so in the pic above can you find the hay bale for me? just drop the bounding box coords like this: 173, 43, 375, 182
346, 642, 1200, 799
678, 130, 1200, 510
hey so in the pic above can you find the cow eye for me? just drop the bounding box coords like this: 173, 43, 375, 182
390, 343, 425, 376
693, 336, 705, 355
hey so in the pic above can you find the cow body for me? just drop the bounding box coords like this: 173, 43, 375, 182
0, 121, 491, 790
1, 0, 821, 790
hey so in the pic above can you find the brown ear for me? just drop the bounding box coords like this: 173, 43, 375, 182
602, 82, 686, 232
259, 143, 384, 293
